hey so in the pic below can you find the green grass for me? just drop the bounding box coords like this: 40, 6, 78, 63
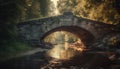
0, 41, 32, 60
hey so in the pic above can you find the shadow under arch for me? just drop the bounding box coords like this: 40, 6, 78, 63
41, 26, 95, 47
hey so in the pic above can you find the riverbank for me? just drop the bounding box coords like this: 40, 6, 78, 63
0, 47, 48, 62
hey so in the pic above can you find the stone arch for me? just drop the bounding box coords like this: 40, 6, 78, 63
41, 26, 95, 46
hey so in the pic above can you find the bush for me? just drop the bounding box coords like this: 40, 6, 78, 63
0, 40, 31, 59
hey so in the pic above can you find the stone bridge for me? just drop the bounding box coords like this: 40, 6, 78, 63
17, 12, 118, 47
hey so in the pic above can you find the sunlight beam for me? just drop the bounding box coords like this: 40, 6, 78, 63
51, 0, 60, 15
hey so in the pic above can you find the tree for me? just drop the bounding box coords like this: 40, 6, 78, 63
0, 0, 27, 43
57, 0, 120, 25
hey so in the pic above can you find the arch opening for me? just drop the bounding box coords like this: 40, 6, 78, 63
41, 26, 95, 46
42, 26, 95, 59
44, 31, 85, 59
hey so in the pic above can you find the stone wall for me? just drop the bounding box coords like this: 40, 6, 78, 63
17, 12, 118, 46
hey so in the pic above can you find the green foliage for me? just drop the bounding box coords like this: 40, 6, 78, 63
0, 0, 32, 58
67, 37, 77, 44
0, 40, 31, 58
39, 0, 51, 16
57, 0, 120, 25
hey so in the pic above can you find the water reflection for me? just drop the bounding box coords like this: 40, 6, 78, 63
47, 44, 75, 59
44, 31, 85, 59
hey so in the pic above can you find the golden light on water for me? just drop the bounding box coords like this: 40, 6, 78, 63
44, 31, 85, 59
